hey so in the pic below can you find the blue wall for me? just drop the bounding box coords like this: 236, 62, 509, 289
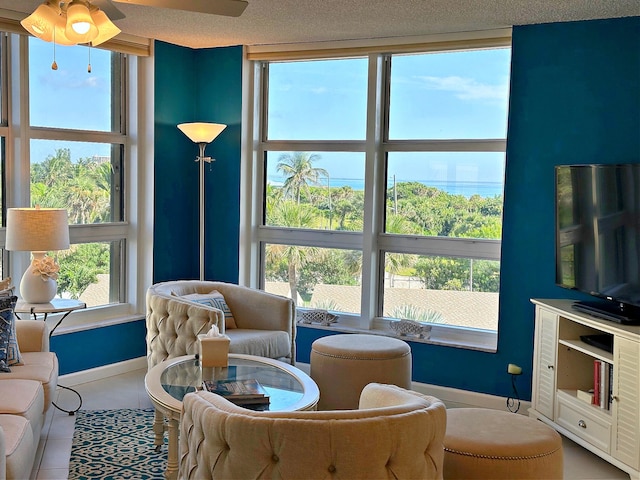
54, 17, 640, 392
153, 42, 242, 283
51, 320, 146, 375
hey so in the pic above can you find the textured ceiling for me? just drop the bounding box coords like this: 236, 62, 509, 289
0, 0, 638, 49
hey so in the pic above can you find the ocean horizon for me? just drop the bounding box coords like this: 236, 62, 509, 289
267, 177, 504, 198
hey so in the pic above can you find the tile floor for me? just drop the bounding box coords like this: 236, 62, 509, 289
33, 368, 631, 480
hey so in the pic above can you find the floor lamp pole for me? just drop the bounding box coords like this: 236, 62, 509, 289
198, 142, 207, 281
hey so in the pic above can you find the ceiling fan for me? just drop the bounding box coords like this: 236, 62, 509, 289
92, 0, 248, 19
20, 0, 247, 50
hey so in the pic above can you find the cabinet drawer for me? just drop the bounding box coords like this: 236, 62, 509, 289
557, 393, 611, 453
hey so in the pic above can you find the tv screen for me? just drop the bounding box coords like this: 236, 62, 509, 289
555, 164, 640, 324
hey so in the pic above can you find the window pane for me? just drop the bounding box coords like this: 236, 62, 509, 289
389, 49, 511, 139
267, 58, 368, 140
266, 152, 365, 231
28, 38, 120, 132
264, 244, 362, 314
386, 152, 504, 239
30, 140, 122, 224
383, 253, 499, 331
57, 241, 121, 308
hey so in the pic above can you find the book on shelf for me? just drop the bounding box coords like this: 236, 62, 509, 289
592, 359, 613, 410
600, 360, 609, 410
593, 360, 601, 407
202, 378, 270, 405
607, 363, 614, 410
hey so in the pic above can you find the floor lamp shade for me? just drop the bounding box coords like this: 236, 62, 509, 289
6, 208, 70, 303
178, 123, 226, 144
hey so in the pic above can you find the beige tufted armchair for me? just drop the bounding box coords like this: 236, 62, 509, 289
146, 280, 296, 369
178, 382, 447, 480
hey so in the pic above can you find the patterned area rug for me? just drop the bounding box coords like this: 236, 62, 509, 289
69, 408, 166, 480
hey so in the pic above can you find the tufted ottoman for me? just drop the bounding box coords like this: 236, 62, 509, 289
310, 334, 412, 410
443, 408, 563, 479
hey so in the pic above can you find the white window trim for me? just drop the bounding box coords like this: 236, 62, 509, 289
241, 32, 510, 352
0, 33, 154, 330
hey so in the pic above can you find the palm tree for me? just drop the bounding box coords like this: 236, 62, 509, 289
265, 201, 318, 305
276, 152, 328, 204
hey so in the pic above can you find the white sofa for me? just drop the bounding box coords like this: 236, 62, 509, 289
146, 280, 296, 369
0, 320, 58, 480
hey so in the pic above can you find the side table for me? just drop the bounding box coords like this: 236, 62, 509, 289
15, 298, 87, 415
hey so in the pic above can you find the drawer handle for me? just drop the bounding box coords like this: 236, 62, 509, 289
547, 365, 554, 370
578, 420, 587, 429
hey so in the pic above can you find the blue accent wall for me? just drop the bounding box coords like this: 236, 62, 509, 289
51, 320, 147, 375
56, 17, 639, 391
153, 42, 242, 283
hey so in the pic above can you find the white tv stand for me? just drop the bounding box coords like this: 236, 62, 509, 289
530, 299, 640, 480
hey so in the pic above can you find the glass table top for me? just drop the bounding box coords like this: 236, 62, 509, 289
160, 355, 307, 411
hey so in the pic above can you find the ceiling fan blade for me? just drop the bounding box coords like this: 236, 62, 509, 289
112, 0, 248, 17
92, 0, 127, 20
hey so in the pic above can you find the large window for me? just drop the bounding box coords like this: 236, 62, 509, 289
248, 35, 511, 349
0, 31, 150, 323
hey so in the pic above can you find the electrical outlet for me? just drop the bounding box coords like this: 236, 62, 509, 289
507, 363, 522, 375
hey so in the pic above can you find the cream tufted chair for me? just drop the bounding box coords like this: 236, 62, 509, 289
146, 280, 296, 369
178, 382, 447, 480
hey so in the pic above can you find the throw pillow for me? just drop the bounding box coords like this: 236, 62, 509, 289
181, 290, 237, 329
0, 295, 20, 372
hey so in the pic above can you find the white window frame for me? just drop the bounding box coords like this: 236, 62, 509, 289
242, 30, 512, 352
0, 32, 153, 330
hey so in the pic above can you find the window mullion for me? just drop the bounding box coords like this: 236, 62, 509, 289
359, 53, 386, 328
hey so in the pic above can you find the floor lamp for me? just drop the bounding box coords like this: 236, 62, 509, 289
177, 122, 227, 281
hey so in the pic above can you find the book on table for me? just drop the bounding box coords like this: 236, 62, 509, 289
202, 378, 270, 405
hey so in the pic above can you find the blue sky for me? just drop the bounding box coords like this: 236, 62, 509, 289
28, 38, 512, 191
266, 49, 511, 189
29, 38, 112, 163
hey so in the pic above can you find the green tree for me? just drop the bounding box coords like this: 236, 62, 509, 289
31, 149, 113, 297
276, 152, 328, 204
57, 243, 110, 299
265, 201, 318, 305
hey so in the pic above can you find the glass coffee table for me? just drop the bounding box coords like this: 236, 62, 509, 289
145, 354, 319, 479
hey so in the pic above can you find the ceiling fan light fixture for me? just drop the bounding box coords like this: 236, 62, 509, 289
65, 0, 98, 43
20, 1, 60, 39
90, 9, 121, 46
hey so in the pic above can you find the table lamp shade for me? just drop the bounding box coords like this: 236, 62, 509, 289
6, 208, 70, 252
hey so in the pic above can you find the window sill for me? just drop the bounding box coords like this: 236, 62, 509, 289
34, 304, 145, 336
297, 320, 497, 353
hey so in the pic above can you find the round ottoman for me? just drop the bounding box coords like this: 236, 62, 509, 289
443, 408, 563, 479
310, 334, 412, 410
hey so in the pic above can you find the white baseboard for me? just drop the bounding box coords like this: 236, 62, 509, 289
409, 381, 531, 414
60, 358, 530, 414
296, 361, 530, 414
59, 357, 148, 386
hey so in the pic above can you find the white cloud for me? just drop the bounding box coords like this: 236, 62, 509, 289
417, 75, 507, 101
37, 71, 104, 90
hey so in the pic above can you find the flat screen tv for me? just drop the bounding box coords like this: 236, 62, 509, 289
555, 164, 640, 325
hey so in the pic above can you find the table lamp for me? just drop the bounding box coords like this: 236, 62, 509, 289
5, 207, 70, 304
